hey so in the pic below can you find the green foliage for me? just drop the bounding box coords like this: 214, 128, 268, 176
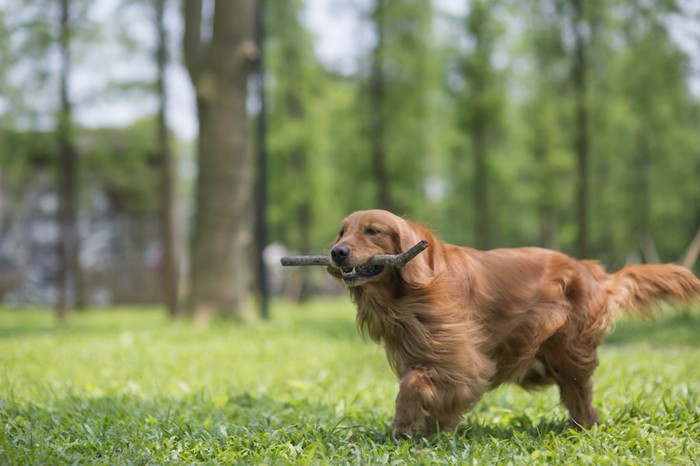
606, 1, 700, 261
358, 0, 438, 215
0, 0, 97, 128
1, 0, 699, 272
0, 130, 55, 181
266, 0, 333, 252
0, 120, 163, 216
0, 0, 55, 128
82, 119, 160, 216
1, 302, 699, 464
450, 0, 509, 248
261, 0, 700, 271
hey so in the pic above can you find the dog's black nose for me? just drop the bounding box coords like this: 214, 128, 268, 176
331, 245, 350, 264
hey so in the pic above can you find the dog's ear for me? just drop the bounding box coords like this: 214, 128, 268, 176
392, 218, 435, 288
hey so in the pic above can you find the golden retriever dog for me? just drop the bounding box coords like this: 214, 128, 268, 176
326, 209, 700, 438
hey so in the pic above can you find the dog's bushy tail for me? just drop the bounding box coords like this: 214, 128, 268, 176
605, 264, 700, 319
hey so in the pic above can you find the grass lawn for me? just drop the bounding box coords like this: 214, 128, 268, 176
1, 299, 699, 464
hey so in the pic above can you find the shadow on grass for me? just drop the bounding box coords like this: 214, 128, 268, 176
456, 417, 571, 441
1, 389, 575, 460
1, 391, 358, 462
337, 413, 573, 446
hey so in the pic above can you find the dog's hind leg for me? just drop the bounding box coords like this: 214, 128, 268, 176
549, 345, 600, 428
558, 374, 599, 428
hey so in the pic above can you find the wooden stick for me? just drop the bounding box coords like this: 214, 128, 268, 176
280, 240, 429, 268
279, 255, 330, 266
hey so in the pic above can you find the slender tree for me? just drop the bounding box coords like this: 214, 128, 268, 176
254, 0, 269, 316
266, 0, 322, 301
614, 0, 695, 263
182, 0, 257, 325
56, 0, 83, 320
522, 0, 570, 250
459, 0, 503, 250
364, 0, 434, 214
153, 0, 179, 317
368, 0, 392, 211
570, 0, 590, 258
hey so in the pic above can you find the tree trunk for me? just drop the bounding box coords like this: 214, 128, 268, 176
571, 0, 589, 258
369, 0, 392, 211
466, 2, 493, 250
56, 0, 82, 321
635, 131, 657, 263
472, 117, 490, 250
154, 0, 180, 318
254, 0, 270, 318
534, 144, 558, 250
183, 0, 256, 326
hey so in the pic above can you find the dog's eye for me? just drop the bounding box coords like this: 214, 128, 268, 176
338, 228, 344, 238
365, 227, 380, 236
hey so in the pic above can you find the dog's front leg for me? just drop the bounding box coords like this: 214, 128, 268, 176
392, 368, 438, 438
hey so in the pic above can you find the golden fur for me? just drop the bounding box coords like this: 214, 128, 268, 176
327, 209, 700, 437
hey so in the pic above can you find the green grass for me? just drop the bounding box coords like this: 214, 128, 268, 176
1, 300, 699, 465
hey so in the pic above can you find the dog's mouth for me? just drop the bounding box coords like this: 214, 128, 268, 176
339, 264, 384, 284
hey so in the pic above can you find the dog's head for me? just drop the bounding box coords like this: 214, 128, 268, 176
327, 209, 435, 288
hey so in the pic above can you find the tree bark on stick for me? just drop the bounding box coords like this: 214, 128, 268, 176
281, 240, 429, 267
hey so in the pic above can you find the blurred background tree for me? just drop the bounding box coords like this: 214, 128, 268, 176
182, 0, 256, 325
0, 0, 699, 323
457, 0, 505, 250
266, 0, 328, 302
153, 0, 180, 318
362, 0, 435, 214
